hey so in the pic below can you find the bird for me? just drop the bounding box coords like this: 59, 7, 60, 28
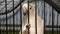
19, 3, 44, 34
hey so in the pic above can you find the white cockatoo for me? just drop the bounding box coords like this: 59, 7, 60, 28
19, 3, 44, 34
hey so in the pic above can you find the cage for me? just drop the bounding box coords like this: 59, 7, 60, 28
0, 0, 60, 34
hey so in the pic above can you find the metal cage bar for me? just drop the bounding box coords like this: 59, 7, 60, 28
45, 0, 60, 14
57, 14, 58, 34
52, 8, 54, 34
0, 0, 60, 34
12, 0, 15, 34
0, 15, 1, 34
35, 0, 37, 34
20, 0, 22, 34
44, 0, 45, 34
28, 0, 30, 34
5, 0, 8, 34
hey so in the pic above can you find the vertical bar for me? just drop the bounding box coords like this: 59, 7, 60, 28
16, 14, 17, 34
3, 16, 4, 34
28, 0, 30, 34
12, 0, 15, 34
52, 8, 54, 34
49, 6, 50, 34
35, 0, 37, 34
49, 10, 50, 34
0, 15, 1, 34
10, 15, 11, 34
5, 0, 8, 34
20, 0, 22, 34
57, 14, 58, 34
16, 14, 18, 34
44, 0, 45, 34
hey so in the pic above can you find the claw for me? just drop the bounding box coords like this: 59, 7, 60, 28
26, 24, 31, 28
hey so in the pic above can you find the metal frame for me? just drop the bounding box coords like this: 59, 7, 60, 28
45, 0, 60, 14
0, 0, 60, 34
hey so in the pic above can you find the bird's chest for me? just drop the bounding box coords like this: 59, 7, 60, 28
22, 16, 41, 34
29, 17, 41, 34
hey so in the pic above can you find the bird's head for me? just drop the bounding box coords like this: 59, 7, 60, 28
22, 3, 35, 16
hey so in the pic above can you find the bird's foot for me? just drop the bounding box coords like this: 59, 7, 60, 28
26, 23, 31, 29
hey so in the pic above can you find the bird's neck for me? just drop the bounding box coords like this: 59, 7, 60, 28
23, 7, 35, 26
23, 10, 35, 25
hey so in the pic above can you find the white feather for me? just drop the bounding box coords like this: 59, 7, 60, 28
19, 3, 44, 34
